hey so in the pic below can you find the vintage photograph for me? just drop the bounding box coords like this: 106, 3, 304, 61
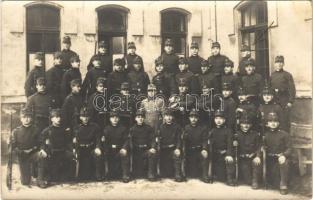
1, 1, 312, 199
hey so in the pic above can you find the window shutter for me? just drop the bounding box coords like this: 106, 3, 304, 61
190, 10, 202, 37
129, 9, 144, 36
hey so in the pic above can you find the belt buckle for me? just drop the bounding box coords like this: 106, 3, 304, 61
112, 145, 117, 149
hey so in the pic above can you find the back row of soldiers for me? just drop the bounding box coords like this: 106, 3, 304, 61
12, 36, 295, 195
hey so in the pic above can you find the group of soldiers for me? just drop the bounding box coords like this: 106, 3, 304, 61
9, 35, 296, 195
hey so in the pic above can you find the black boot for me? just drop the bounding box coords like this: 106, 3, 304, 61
227, 174, 235, 186
148, 157, 156, 181
174, 162, 183, 182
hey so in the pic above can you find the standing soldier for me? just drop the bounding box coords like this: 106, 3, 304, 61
237, 45, 252, 77
208, 110, 235, 186
160, 39, 179, 75
61, 55, 82, 100
263, 112, 291, 195
123, 42, 144, 73
46, 52, 64, 108
195, 60, 220, 96
107, 58, 129, 96
175, 57, 197, 94
127, 56, 150, 96
187, 41, 204, 75
197, 84, 215, 128
87, 40, 112, 73
129, 110, 157, 180
24, 52, 45, 97
10, 108, 41, 187
183, 110, 210, 183
102, 110, 130, 182
270, 55, 296, 133
221, 59, 239, 101
60, 36, 78, 72
158, 109, 184, 182
222, 83, 237, 131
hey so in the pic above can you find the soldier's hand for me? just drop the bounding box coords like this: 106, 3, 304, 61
174, 149, 181, 156
287, 103, 293, 108
253, 157, 261, 165
45, 139, 50, 145
233, 140, 238, 147
73, 149, 76, 155
278, 155, 286, 164
179, 107, 184, 112
236, 108, 243, 113
101, 136, 105, 142
201, 150, 208, 158
39, 149, 47, 158
120, 148, 127, 156
225, 156, 233, 163
149, 148, 156, 154
65, 128, 71, 132
94, 148, 101, 156
169, 96, 175, 103
73, 137, 77, 144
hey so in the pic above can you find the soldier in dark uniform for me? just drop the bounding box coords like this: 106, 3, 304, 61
87, 40, 112, 73
123, 42, 144, 73
38, 109, 75, 186
240, 58, 263, 107
24, 52, 45, 97
270, 55, 296, 133
87, 77, 108, 131
129, 109, 157, 180
46, 52, 65, 108
158, 109, 184, 182
102, 110, 130, 182
222, 83, 237, 131
263, 112, 291, 195
26, 77, 57, 136
82, 55, 108, 100
237, 45, 252, 77
160, 39, 179, 75
222, 58, 239, 101
61, 55, 82, 100
183, 110, 210, 183
127, 56, 150, 96
72, 107, 102, 181
195, 60, 220, 96
197, 84, 215, 128
209, 110, 235, 186
107, 58, 129, 96
234, 113, 261, 189
187, 41, 204, 75
60, 36, 78, 72
175, 57, 197, 94
10, 108, 41, 187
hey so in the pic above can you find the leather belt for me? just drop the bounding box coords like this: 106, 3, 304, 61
268, 153, 283, 158
110, 144, 121, 149
79, 143, 94, 148
161, 144, 175, 149
190, 145, 202, 149
135, 144, 148, 148
215, 150, 227, 155
239, 153, 255, 158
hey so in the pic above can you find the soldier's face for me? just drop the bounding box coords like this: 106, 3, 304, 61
179, 86, 187, 94
263, 94, 274, 103
202, 88, 210, 95
211, 47, 220, 56
96, 84, 105, 93
274, 62, 284, 71
156, 65, 164, 73
241, 51, 251, 58
51, 116, 61, 127
148, 90, 156, 98
62, 43, 71, 50
179, 64, 188, 72
245, 65, 255, 75
34, 58, 43, 67
189, 116, 199, 125
54, 58, 62, 65
240, 123, 251, 132
238, 95, 247, 102
114, 64, 122, 72
135, 115, 145, 125
99, 47, 107, 54
110, 116, 119, 126
214, 116, 225, 126
164, 114, 173, 124
190, 48, 199, 56
36, 84, 46, 92
71, 61, 80, 68
267, 121, 279, 129
201, 66, 209, 74
224, 66, 233, 74
120, 89, 129, 96
80, 116, 89, 125
72, 85, 81, 93
222, 90, 232, 98
134, 64, 142, 71
164, 45, 173, 53
128, 48, 136, 55
21, 116, 32, 127
93, 60, 101, 67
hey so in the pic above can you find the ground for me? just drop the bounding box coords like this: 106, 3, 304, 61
1, 164, 311, 200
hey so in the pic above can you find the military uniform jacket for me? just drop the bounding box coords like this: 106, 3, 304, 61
82, 67, 108, 99
61, 93, 83, 129
61, 49, 78, 71
236, 130, 261, 157
264, 129, 292, 157
74, 122, 101, 148
24, 66, 45, 97
110, 94, 135, 118
46, 65, 64, 97
87, 91, 107, 122
140, 97, 164, 129
207, 54, 229, 75
123, 54, 145, 73
223, 97, 237, 130
12, 125, 38, 151
40, 125, 69, 152
209, 127, 233, 156
237, 56, 250, 76
259, 102, 283, 126
107, 71, 129, 95
87, 53, 113, 73
270, 70, 296, 107
237, 101, 259, 122
152, 72, 176, 97
240, 73, 263, 96
169, 93, 195, 113
103, 124, 129, 150
221, 73, 239, 93
184, 124, 208, 150
196, 71, 220, 95
175, 70, 197, 94
26, 92, 56, 119
159, 122, 182, 149
187, 55, 204, 75
127, 70, 150, 94
130, 124, 156, 149
160, 52, 179, 75
61, 68, 82, 99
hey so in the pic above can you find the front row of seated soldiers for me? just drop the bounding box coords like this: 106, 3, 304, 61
10, 104, 291, 195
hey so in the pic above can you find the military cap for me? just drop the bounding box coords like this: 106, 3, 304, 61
128, 42, 136, 49
178, 57, 188, 64
133, 56, 142, 65
245, 58, 256, 66
202, 84, 209, 90
114, 58, 124, 66
164, 39, 174, 46
163, 108, 173, 116
155, 57, 164, 66
20, 108, 32, 117
110, 109, 119, 117
189, 109, 199, 117
147, 84, 157, 91
34, 52, 44, 60
261, 86, 274, 95
98, 41, 108, 48
135, 109, 145, 117
80, 106, 90, 117
36, 77, 46, 85
266, 112, 279, 122
53, 51, 62, 59
70, 55, 80, 63
240, 44, 250, 52
275, 55, 284, 63
91, 54, 101, 62
121, 82, 130, 90
178, 78, 188, 87
201, 60, 209, 67
224, 59, 234, 68
237, 87, 247, 96
222, 83, 232, 91
214, 109, 224, 117
239, 112, 252, 124
70, 79, 81, 87
211, 41, 221, 48
50, 109, 61, 118
62, 36, 71, 44
190, 41, 199, 49
96, 77, 107, 86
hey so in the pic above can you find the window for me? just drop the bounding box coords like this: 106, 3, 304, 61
239, 1, 269, 78
26, 4, 60, 71
161, 10, 187, 56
